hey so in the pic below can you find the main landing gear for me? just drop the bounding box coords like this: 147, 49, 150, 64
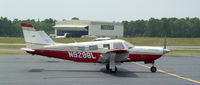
150, 64, 157, 73
106, 64, 117, 73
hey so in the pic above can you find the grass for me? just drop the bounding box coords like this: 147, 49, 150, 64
1, 37, 200, 46
0, 37, 200, 56
165, 54, 194, 57
0, 37, 25, 43
53, 38, 94, 43
1, 49, 198, 57
0, 45, 25, 49
118, 37, 200, 46
172, 50, 200, 54
165, 50, 200, 57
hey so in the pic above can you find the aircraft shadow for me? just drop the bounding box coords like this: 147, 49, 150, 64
100, 68, 151, 78
29, 67, 157, 78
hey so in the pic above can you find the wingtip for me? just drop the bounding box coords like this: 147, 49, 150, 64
21, 23, 33, 27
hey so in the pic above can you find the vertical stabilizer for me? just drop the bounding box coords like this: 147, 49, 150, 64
21, 23, 55, 48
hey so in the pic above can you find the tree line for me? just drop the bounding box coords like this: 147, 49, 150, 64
123, 17, 200, 37
0, 17, 56, 37
0, 17, 200, 37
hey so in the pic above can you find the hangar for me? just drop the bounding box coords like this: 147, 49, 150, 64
53, 20, 123, 37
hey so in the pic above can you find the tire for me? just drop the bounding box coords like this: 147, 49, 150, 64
109, 66, 117, 73
150, 66, 157, 73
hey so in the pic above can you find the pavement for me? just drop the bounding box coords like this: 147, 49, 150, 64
0, 55, 200, 85
0, 49, 24, 52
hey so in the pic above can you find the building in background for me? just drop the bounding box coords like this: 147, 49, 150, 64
53, 19, 123, 38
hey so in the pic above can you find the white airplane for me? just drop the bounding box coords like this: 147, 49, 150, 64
20, 23, 170, 73
55, 33, 69, 38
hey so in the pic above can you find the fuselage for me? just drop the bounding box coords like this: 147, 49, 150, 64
27, 39, 164, 64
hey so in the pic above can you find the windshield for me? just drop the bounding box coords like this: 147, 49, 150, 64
124, 41, 134, 49
113, 42, 124, 49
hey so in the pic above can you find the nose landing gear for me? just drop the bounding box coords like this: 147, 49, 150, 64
150, 63, 157, 72
145, 61, 157, 73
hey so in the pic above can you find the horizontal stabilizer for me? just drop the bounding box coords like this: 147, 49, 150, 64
21, 48, 35, 52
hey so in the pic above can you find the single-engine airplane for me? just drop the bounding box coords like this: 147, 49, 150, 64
20, 23, 170, 73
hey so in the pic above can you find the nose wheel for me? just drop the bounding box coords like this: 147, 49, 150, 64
150, 66, 157, 73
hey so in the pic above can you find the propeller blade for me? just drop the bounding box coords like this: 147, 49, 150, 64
164, 37, 166, 49
163, 35, 171, 54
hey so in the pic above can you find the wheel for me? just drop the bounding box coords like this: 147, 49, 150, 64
150, 66, 157, 73
106, 64, 109, 70
109, 66, 117, 73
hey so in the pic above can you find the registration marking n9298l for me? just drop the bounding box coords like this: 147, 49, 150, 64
68, 51, 96, 59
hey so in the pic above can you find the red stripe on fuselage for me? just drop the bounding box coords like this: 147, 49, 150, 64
28, 49, 102, 63
27, 49, 162, 63
128, 54, 162, 61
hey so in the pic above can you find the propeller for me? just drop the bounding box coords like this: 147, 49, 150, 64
163, 36, 171, 54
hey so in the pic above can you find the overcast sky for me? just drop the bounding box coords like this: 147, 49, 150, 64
1, 0, 200, 21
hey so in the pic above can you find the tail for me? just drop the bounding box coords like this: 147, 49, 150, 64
21, 23, 55, 49
64, 33, 68, 37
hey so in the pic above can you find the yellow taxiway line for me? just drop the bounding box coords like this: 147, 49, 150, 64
133, 62, 200, 84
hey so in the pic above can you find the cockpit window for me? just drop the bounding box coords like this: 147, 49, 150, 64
124, 41, 134, 49
103, 44, 110, 50
113, 42, 124, 49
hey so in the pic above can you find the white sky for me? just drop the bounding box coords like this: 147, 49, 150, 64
0, 0, 200, 21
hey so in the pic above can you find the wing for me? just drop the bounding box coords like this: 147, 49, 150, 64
98, 49, 129, 63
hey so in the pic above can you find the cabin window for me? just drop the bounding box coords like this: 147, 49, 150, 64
103, 44, 110, 49
89, 45, 98, 50
69, 46, 75, 50
78, 47, 85, 51
113, 42, 124, 49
